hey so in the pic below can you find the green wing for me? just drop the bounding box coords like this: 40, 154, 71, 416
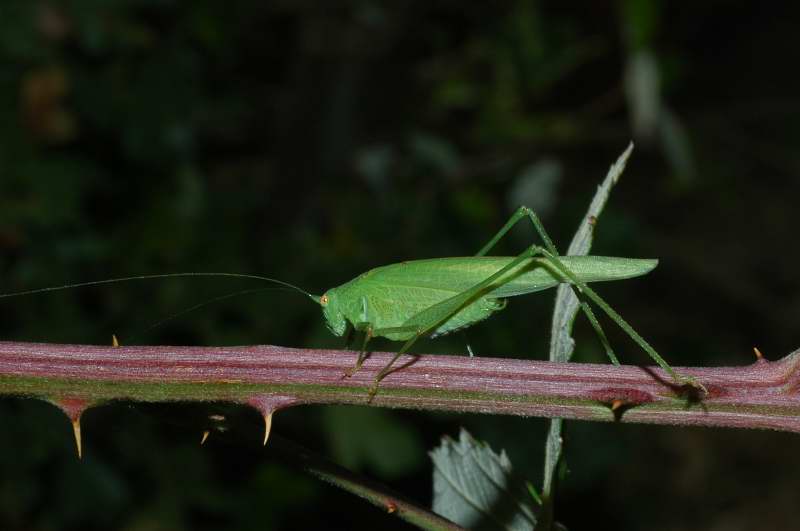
363, 256, 657, 298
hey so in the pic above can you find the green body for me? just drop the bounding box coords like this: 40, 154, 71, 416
320, 256, 657, 341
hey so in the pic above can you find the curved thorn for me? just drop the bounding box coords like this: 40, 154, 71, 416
50, 398, 90, 459
246, 394, 303, 446
200, 430, 210, 445
263, 413, 273, 446
72, 417, 82, 459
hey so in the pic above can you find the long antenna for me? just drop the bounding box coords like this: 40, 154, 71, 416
0, 272, 321, 304
129, 286, 288, 341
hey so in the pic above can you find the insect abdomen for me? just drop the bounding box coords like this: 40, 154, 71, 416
429, 297, 506, 338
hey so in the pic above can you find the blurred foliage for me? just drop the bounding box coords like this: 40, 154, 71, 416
1, 1, 800, 530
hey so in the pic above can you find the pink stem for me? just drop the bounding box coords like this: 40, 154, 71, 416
1, 341, 798, 432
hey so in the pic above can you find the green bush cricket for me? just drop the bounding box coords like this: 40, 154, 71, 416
319, 206, 690, 396
0, 206, 690, 398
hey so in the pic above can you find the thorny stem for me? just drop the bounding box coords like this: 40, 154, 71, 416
0, 341, 799, 433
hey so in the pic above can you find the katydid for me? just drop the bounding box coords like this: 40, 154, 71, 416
0, 206, 686, 397
319, 206, 685, 396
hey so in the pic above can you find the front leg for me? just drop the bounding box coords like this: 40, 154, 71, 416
366, 324, 426, 399
343, 325, 372, 378
343, 296, 374, 378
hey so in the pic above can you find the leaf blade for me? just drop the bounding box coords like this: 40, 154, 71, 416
431, 429, 537, 531
541, 143, 635, 521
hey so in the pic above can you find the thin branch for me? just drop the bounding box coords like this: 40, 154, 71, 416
0, 341, 798, 433
268, 435, 464, 531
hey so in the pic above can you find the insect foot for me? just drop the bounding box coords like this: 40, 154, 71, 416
343, 361, 363, 379
367, 380, 380, 403
674, 375, 708, 404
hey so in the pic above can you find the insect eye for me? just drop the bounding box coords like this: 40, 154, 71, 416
320, 294, 329, 305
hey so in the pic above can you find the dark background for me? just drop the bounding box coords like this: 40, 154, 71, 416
1, 1, 799, 530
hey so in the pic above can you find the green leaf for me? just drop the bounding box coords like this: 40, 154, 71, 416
541, 143, 634, 512
549, 142, 633, 364
430, 429, 537, 530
